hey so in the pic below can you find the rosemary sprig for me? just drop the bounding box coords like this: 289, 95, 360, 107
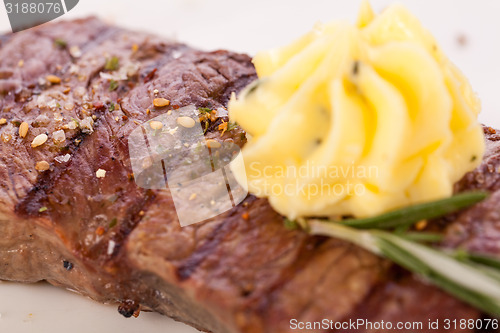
399, 232, 443, 243
308, 221, 500, 316
463, 252, 500, 270
341, 191, 487, 229
289, 191, 499, 316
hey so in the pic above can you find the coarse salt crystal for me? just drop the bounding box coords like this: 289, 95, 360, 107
96, 169, 106, 178
54, 113, 64, 122
69, 45, 82, 58
74, 86, 86, 98
55, 154, 71, 163
53, 130, 66, 143
80, 117, 94, 134
69, 64, 80, 75
107, 240, 116, 255
68, 120, 78, 130
47, 100, 58, 109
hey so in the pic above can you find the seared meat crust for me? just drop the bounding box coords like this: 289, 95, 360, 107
1, 18, 498, 333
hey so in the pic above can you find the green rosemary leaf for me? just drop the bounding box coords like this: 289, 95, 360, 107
430, 271, 500, 316
198, 107, 212, 114
54, 38, 67, 49
283, 218, 299, 230
227, 122, 239, 131
109, 80, 119, 91
375, 236, 430, 275
400, 232, 444, 243
341, 192, 488, 229
375, 232, 500, 316
464, 252, 500, 270
310, 220, 500, 316
105, 56, 120, 71
309, 220, 381, 255
465, 261, 500, 284
453, 250, 500, 281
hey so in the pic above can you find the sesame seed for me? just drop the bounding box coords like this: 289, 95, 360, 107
19, 122, 29, 138
149, 121, 163, 130
35, 161, 50, 171
46, 75, 61, 84
189, 193, 197, 201
177, 116, 195, 128
153, 98, 170, 108
153, 89, 159, 94
206, 139, 221, 149
18, 60, 24, 67
96, 169, 107, 178
31, 134, 48, 148
132, 44, 138, 52
0, 118, 7, 125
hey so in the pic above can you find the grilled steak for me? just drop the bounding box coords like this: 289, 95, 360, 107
0, 17, 499, 333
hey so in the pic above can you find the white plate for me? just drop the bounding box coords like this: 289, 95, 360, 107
0, 281, 198, 333
1, 1, 500, 332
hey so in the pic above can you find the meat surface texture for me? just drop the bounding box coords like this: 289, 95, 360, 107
0, 18, 498, 333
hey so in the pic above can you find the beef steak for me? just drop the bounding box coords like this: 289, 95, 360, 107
0, 17, 498, 333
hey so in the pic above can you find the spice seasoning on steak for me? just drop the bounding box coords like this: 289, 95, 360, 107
0, 17, 499, 333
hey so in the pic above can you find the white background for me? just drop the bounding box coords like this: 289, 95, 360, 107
1, 1, 499, 332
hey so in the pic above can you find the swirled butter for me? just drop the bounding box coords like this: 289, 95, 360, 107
228, 2, 485, 219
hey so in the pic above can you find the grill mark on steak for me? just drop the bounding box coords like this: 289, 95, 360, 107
0, 18, 132, 213
292, 243, 361, 318
9, 18, 259, 304
105, 189, 157, 259
80, 28, 124, 89
15, 130, 92, 217
13, 20, 176, 220
6, 165, 21, 200
176, 196, 273, 281
176, 213, 234, 281
2, 18, 500, 333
